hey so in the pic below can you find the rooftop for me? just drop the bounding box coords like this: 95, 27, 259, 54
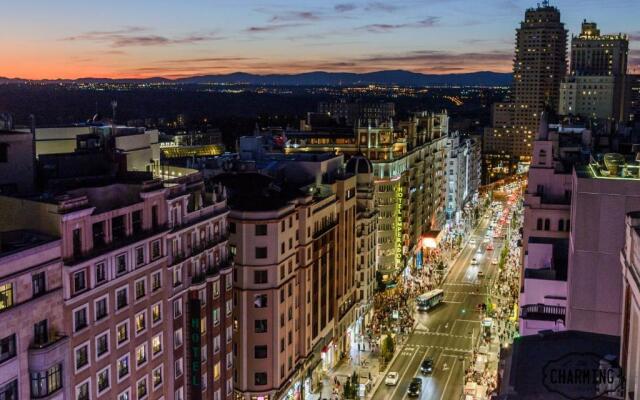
578, 153, 640, 180
0, 230, 57, 258
502, 330, 620, 399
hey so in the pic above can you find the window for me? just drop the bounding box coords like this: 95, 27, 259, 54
226, 299, 232, 316
116, 254, 127, 275
135, 311, 146, 335
74, 306, 88, 332
152, 334, 162, 356
229, 222, 236, 234
214, 362, 221, 381
136, 376, 148, 400
225, 275, 232, 290
255, 319, 267, 333
201, 345, 207, 363
213, 280, 220, 298
174, 328, 183, 348
132, 210, 142, 234
32, 272, 46, 296
97, 366, 111, 395
0, 143, 8, 163
254, 345, 267, 359
152, 366, 163, 390
151, 271, 161, 291
33, 320, 48, 346
175, 387, 184, 400
254, 270, 268, 284
116, 286, 128, 310
151, 205, 159, 229
200, 317, 207, 335
112, 215, 126, 241
255, 224, 267, 236
227, 378, 233, 395
213, 308, 220, 326
93, 221, 106, 248
175, 358, 184, 379
151, 240, 161, 260
281, 242, 285, 254
173, 265, 182, 286
135, 278, 146, 300
117, 354, 130, 381
198, 289, 206, 306
136, 343, 147, 367
73, 228, 82, 258
255, 373, 267, 386
95, 297, 108, 320
536, 218, 543, 230
74, 343, 89, 371
118, 390, 131, 400
0, 283, 13, 310
255, 247, 268, 259
213, 335, 221, 353
136, 246, 145, 267
173, 299, 183, 318
254, 294, 268, 308
280, 289, 285, 303
226, 326, 232, 343
152, 302, 162, 325
73, 271, 86, 294
0, 334, 16, 363
544, 218, 550, 231
95, 263, 106, 285
30, 364, 62, 398
75, 380, 90, 400
226, 353, 233, 370
96, 331, 109, 358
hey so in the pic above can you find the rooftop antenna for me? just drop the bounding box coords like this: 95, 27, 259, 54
542, 0, 549, 6
110, 100, 118, 124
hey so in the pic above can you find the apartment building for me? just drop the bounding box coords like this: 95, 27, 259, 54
0, 230, 66, 400
0, 169, 233, 400
621, 211, 640, 400
285, 112, 448, 279
567, 155, 640, 336
221, 154, 358, 400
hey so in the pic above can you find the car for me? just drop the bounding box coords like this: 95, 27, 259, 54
407, 378, 422, 397
476, 248, 483, 255
469, 238, 476, 245
478, 271, 485, 278
471, 257, 478, 265
385, 372, 399, 386
421, 358, 434, 374
487, 243, 494, 251
492, 258, 498, 265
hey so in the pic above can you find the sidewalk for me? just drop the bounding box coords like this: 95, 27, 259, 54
306, 339, 383, 400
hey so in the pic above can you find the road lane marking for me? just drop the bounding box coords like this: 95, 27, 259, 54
389, 346, 424, 399
438, 359, 458, 400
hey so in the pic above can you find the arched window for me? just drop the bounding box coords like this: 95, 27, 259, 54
544, 219, 550, 231
558, 220, 564, 231
566, 219, 570, 231
537, 218, 543, 230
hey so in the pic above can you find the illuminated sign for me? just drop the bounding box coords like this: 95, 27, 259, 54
394, 184, 403, 264
189, 299, 202, 400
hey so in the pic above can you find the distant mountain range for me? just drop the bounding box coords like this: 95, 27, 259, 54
0, 70, 512, 87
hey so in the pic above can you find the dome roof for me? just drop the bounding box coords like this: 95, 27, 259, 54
345, 153, 373, 174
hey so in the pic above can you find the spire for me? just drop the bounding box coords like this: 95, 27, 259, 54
536, 111, 549, 141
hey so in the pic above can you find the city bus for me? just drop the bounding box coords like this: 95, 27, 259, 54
416, 289, 444, 311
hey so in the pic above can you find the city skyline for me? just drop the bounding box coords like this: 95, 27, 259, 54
1, 0, 639, 79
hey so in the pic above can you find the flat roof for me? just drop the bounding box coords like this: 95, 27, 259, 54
0, 230, 58, 258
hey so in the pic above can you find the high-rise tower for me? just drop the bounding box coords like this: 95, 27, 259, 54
512, 1, 567, 157
483, 1, 567, 182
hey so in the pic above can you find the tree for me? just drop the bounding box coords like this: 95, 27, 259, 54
375, 271, 385, 292
343, 379, 352, 399
381, 334, 395, 362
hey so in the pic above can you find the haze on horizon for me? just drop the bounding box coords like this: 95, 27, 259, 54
1, 0, 638, 80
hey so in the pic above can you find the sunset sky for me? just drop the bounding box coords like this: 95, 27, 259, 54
1, 0, 638, 79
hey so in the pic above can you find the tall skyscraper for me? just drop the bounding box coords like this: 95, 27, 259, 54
512, 1, 567, 157
559, 21, 629, 122
484, 1, 567, 180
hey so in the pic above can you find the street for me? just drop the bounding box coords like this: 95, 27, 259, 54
372, 214, 503, 400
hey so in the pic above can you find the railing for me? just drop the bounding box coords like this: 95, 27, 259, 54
191, 260, 233, 285
521, 304, 566, 321
30, 334, 67, 350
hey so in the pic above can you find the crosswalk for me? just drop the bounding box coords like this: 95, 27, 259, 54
413, 330, 473, 339
401, 343, 472, 354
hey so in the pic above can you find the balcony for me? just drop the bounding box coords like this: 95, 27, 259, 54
191, 260, 233, 285
172, 234, 228, 265
521, 304, 566, 322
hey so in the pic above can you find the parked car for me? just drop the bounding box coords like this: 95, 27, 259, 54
407, 378, 422, 397
385, 372, 399, 386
